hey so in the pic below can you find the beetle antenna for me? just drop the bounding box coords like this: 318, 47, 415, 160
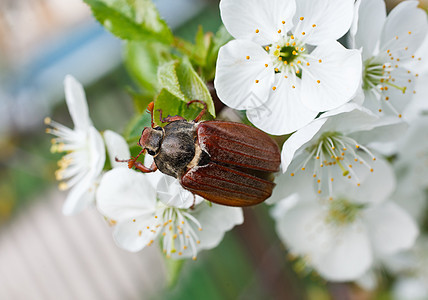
187, 100, 207, 122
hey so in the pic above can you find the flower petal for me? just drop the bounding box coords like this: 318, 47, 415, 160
89, 126, 106, 178
312, 224, 373, 282
62, 178, 96, 215
294, 0, 354, 45
274, 199, 326, 255
96, 168, 157, 222
246, 74, 318, 135
380, 67, 416, 117
113, 217, 157, 252
215, 40, 275, 110
193, 203, 243, 250
301, 41, 362, 111
64, 75, 91, 131
365, 202, 419, 255
156, 175, 203, 209
143, 155, 163, 189
280, 118, 326, 171
393, 277, 428, 300
380, 1, 428, 60
352, 0, 386, 59
320, 103, 379, 135
336, 157, 396, 206
220, 0, 296, 45
103, 130, 130, 168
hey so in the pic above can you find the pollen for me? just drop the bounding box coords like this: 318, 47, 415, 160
300, 17, 304, 21
292, 85, 295, 89
398, 114, 402, 118
282, 20, 285, 24
312, 24, 316, 28
132, 219, 136, 222
302, 32, 306, 35
44, 117, 52, 125
255, 29, 259, 33
58, 182, 68, 191
319, 59, 322, 63
272, 86, 277, 91
138, 230, 142, 236
265, 46, 270, 51
246, 56, 250, 60
265, 64, 268, 67
255, 80, 259, 83
317, 80, 320, 84
278, 29, 282, 33
284, 75, 288, 79
275, 68, 279, 72
306, 62, 310, 66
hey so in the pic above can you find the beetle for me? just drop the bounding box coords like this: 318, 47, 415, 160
116, 100, 281, 207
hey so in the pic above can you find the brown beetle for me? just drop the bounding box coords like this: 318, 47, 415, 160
117, 100, 281, 207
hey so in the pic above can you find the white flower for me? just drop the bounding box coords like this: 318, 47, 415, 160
271, 158, 418, 281
382, 237, 428, 300
45, 75, 105, 215
351, 0, 428, 118
214, 0, 362, 134
97, 132, 243, 259
395, 116, 428, 188
277, 103, 407, 198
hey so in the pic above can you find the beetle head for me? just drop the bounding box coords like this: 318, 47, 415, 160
138, 126, 164, 156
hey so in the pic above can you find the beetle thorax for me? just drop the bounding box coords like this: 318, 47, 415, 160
139, 127, 164, 155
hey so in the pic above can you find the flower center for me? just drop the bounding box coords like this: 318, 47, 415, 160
45, 117, 89, 190
268, 36, 307, 76
143, 204, 202, 260
290, 132, 376, 196
325, 198, 365, 226
362, 44, 421, 117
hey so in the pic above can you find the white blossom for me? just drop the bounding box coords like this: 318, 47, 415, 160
351, 0, 428, 118
214, 0, 362, 134
271, 158, 418, 281
278, 103, 407, 198
97, 132, 243, 259
45, 75, 105, 215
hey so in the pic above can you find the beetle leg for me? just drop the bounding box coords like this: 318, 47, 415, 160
190, 194, 196, 210
187, 100, 207, 122
157, 109, 186, 123
133, 161, 158, 173
146, 102, 155, 127
115, 148, 146, 169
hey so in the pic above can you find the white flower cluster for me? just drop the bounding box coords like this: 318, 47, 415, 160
47, 0, 428, 290
46, 76, 243, 261
215, 0, 428, 283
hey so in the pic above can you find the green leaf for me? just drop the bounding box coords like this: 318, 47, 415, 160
176, 58, 216, 118
204, 25, 233, 81
83, 0, 173, 44
157, 58, 215, 118
157, 61, 187, 101
153, 89, 212, 126
192, 26, 210, 67
123, 111, 152, 141
125, 41, 171, 98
